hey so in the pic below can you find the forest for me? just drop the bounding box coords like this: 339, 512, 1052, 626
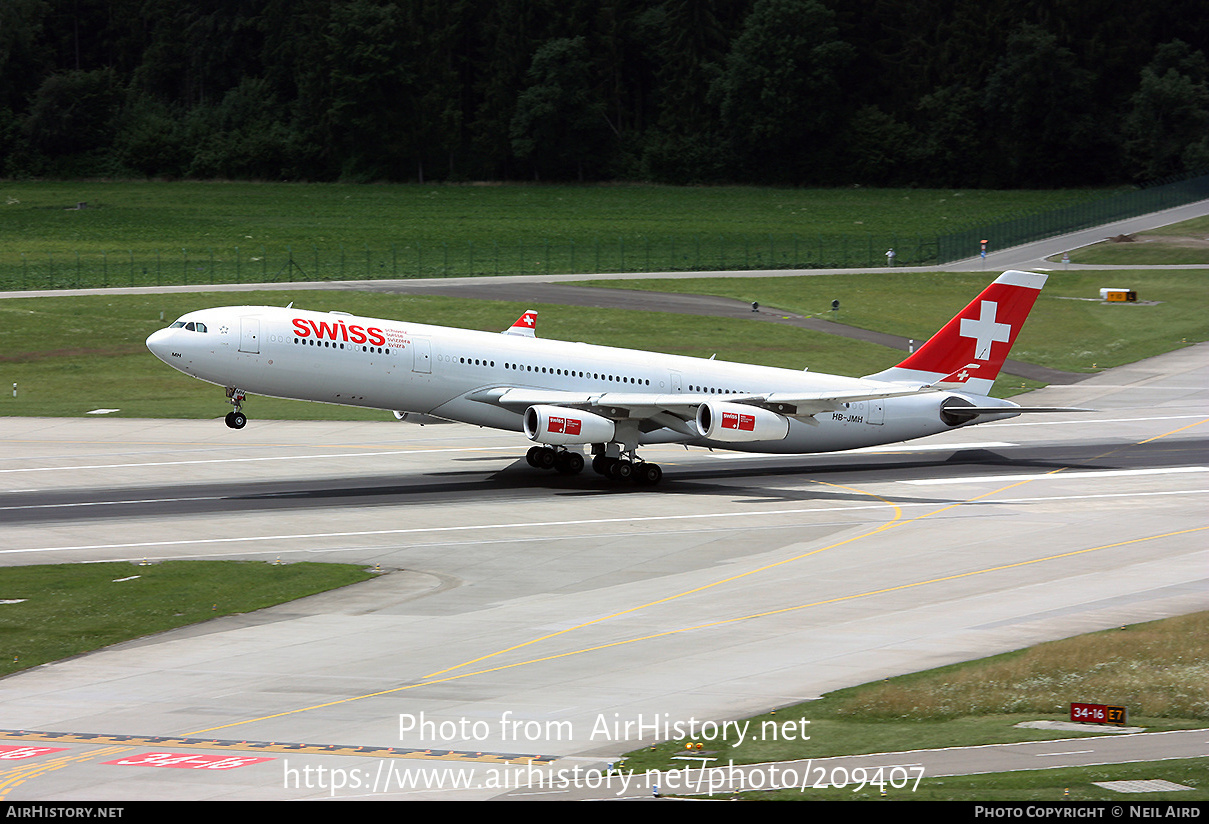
1, 0, 1207, 187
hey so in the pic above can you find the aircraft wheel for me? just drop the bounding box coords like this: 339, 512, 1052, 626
634, 463, 663, 485
228, 411, 247, 429
555, 451, 584, 475
526, 446, 545, 468
609, 460, 633, 481
592, 456, 614, 477
535, 446, 557, 470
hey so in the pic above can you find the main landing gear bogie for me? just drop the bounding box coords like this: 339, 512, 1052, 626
591, 456, 663, 485
526, 445, 662, 484
526, 445, 584, 475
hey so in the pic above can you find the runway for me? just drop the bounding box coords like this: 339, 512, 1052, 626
0, 335, 1204, 799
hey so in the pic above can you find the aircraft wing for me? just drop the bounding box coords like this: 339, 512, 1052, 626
469, 383, 939, 421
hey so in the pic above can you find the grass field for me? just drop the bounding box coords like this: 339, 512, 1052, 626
0, 561, 375, 677
0, 182, 1108, 284
621, 612, 1209, 800
588, 269, 1209, 371
0, 181, 1106, 248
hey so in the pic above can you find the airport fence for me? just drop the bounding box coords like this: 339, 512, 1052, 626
936, 170, 1209, 263
0, 233, 940, 291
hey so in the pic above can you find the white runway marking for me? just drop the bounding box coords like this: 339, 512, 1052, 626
984, 414, 1206, 428
903, 467, 1208, 485
0, 446, 512, 474
4, 488, 1204, 557
708, 441, 1016, 458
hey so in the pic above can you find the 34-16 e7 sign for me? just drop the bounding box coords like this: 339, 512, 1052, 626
1070, 702, 1127, 725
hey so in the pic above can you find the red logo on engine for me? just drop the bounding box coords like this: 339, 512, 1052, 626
547, 416, 581, 435
721, 412, 755, 431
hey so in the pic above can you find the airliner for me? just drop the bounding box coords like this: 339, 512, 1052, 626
145, 270, 1086, 484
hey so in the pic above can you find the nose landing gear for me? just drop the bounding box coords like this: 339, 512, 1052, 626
224, 388, 248, 429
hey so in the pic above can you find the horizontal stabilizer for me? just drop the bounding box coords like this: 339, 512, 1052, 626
944, 405, 1095, 420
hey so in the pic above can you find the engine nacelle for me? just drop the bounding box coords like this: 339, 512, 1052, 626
695, 401, 790, 442
523, 405, 616, 445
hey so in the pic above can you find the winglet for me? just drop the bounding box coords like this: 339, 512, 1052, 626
503, 309, 538, 337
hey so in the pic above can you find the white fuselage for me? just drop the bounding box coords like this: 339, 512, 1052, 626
147, 305, 1008, 454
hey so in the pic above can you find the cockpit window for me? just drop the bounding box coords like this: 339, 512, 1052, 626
171, 321, 208, 332
170, 321, 186, 328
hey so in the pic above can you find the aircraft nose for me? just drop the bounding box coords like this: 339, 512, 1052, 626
146, 328, 174, 363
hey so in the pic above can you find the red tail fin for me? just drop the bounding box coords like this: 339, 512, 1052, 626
502, 309, 538, 338
865, 271, 1047, 394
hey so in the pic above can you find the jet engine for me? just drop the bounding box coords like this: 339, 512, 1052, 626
523, 405, 616, 445
695, 401, 790, 442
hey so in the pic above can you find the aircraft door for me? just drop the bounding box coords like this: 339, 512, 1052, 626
867, 399, 884, 425
239, 317, 260, 354
412, 338, 431, 373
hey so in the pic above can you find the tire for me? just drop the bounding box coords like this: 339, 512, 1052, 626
635, 463, 663, 485
555, 451, 584, 475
